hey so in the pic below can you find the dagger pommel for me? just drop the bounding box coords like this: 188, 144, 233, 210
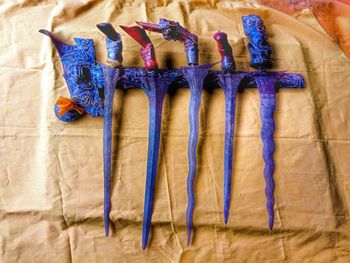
119, 25, 158, 71
242, 15, 273, 71
213, 31, 236, 73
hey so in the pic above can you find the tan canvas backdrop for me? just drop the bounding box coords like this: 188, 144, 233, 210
0, 0, 350, 262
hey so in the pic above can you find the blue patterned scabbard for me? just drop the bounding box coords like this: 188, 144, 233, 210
39, 29, 105, 120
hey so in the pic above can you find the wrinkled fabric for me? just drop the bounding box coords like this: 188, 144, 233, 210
0, 0, 350, 262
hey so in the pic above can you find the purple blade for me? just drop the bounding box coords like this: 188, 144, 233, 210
138, 71, 173, 250
100, 64, 121, 236
255, 75, 277, 231
142, 91, 164, 250
218, 74, 245, 224
181, 65, 212, 246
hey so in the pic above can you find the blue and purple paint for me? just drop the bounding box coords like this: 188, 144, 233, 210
40, 14, 304, 249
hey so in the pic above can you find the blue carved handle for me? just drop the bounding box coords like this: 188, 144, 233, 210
97, 23, 123, 67
242, 15, 273, 70
39, 29, 105, 120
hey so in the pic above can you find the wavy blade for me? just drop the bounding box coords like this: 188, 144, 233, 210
100, 64, 121, 236
181, 65, 212, 246
255, 76, 277, 231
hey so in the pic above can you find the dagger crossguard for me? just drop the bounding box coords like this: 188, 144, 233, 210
136, 18, 199, 66
242, 15, 273, 70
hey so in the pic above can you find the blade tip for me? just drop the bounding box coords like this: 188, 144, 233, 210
39, 29, 49, 36
142, 239, 148, 250
187, 228, 192, 246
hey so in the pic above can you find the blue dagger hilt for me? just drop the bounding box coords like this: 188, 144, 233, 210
242, 15, 273, 71
97, 23, 123, 68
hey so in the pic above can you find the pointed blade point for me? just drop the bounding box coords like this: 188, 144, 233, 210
187, 231, 191, 247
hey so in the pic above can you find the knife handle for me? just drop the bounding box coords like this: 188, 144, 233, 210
242, 15, 273, 70
213, 31, 236, 73
97, 23, 123, 68
120, 25, 158, 71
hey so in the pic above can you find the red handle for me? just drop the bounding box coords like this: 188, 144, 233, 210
120, 25, 158, 71
213, 31, 235, 72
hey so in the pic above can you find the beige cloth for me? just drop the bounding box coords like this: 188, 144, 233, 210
1, 0, 350, 262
